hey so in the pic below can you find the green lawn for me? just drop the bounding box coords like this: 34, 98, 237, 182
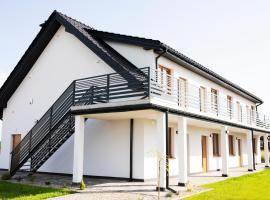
0, 181, 73, 200
185, 169, 270, 200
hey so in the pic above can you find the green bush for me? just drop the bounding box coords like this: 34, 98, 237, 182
80, 179, 86, 190
1, 172, 11, 180
165, 192, 173, 197
45, 181, 51, 185
261, 150, 270, 163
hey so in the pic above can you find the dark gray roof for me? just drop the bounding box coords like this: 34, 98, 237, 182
88, 29, 263, 104
0, 11, 263, 120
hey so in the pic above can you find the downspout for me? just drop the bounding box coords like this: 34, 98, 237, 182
129, 119, 134, 181
155, 48, 167, 69
165, 110, 177, 193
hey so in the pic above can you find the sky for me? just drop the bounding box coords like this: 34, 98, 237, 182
0, 0, 270, 116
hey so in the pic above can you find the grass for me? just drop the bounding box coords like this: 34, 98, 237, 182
185, 169, 270, 200
0, 181, 73, 200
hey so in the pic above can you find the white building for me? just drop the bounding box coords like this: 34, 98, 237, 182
0, 11, 269, 190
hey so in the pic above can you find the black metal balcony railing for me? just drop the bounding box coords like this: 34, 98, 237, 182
9, 66, 270, 176
10, 67, 150, 176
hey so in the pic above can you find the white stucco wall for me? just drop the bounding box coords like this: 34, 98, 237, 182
107, 41, 155, 68
0, 25, 115, 169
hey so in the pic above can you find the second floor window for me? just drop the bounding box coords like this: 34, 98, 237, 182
229, 135, 234, 156
179, 77, 187, 107
158, 65, 172, 94
237, 101, 242, 122
212, 133, 220, 156
227, 95, 232, 119
211, 88, 218, 115
199, 86, 206, 112
251, 106, 255, 123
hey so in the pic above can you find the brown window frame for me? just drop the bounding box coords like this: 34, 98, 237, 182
168, 127, 174, 158
199, 86, 206, 112
253, 138, 257, 155
212, 133, 220, 157
158, 65, 172, 94
228, 135, 235, 156
179, 77, 188, 108
227, 95, 232, 119
211, 88, 218, 115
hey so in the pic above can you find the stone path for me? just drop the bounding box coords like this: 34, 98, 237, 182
1, 163, 266, 200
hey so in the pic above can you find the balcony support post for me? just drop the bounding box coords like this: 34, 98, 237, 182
247, 130, 254, 171
264, 134, 269, 167
221, 126, 229, 177
177, 117, 188, 186
72, 115, 85, 184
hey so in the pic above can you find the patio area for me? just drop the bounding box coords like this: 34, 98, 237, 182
2, 163, 266, 200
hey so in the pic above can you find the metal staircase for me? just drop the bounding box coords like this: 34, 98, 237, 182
10, 67, 150, 176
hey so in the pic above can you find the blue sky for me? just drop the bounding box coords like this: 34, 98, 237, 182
1, 0, 270, 112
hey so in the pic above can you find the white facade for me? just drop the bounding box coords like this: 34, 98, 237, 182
0, 22, 268, 186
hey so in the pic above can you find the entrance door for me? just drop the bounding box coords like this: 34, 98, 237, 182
12, 134, 21, 150
238, 139, 242, 167
201, 136, 208, 172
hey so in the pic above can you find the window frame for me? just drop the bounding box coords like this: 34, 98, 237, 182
228, 135, 235, 156
168, 127, 175, 159
212, 133, 220, 157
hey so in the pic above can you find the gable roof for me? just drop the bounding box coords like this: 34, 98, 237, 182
0, 11, 146, 119
88, 29, 263, 105
0, 11, 263, 119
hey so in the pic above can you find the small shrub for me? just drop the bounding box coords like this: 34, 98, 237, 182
15, 176, 23, 182
186, 181, 193, 192
165, 192, 173, 197
137, 197, 144, 200
80, 179, 86, 190
1, 172, 11, 180
45, 181, 51, 185
29, 175, 36, 182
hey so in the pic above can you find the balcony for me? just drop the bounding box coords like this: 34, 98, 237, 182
149, 67, 270, 131
71, 67, 270, 132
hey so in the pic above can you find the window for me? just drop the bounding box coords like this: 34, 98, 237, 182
179, 77, 187, 107
236, 101, 242, 122
229, 135, 234, 156
227, 95, 232, 119
251, 106, 255, 123
158, 65, 172, 94
211, 88, 218, 115
212, 133, 220, 156
253, 138, 257, 154
199, 86, 206, 112
168, 128, 174, 158
246, 105, 250, 124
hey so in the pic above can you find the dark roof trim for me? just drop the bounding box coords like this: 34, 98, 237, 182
0, 11, 147, 119
89, 29, 263, 104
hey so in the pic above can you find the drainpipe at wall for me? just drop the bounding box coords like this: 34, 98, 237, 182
165, 110, 177, 193
155, 48, 167, 69
255, 102, 263, 112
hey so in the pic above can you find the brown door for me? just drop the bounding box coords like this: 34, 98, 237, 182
12, 134, 21, 150
238, 139, 242, 167
201, 136, 208, 172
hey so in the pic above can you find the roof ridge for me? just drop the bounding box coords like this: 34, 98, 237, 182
55, 10, 95, 30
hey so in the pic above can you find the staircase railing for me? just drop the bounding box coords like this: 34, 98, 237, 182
10, 67, 150, 175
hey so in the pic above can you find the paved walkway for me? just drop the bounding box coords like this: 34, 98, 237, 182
5, 163, 267, 200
